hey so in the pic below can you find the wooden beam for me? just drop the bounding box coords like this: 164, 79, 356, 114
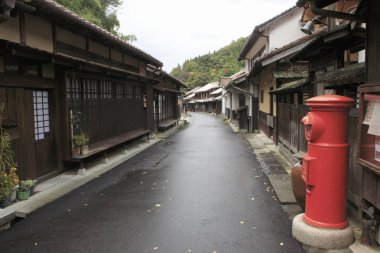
0, 74, 54, 89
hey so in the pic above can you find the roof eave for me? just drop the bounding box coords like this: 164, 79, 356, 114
31, 0, 163, 67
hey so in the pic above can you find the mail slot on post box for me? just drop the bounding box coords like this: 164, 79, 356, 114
301, 95, 354, 229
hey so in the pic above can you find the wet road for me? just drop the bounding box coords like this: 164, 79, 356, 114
0, 113, 305, 253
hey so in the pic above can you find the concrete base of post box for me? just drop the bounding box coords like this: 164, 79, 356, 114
292, 213, 354, 249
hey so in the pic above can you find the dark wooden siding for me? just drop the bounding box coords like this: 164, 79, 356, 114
259, 110, 270, 137
278, 103, 309, 154
66, 73, 145, 151
347, 112, 360, 203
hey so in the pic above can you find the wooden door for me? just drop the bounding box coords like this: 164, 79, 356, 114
239, 109, 248, 130
31, 90, 56, 177
251, 97, 259, 130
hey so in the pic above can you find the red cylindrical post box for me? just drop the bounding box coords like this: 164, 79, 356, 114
301, 95, 354, 229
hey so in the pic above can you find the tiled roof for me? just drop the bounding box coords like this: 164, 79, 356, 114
30, 0, 162, 67
210, 88, 223, 95
247, 27, 327, 78
238, 6, 299, 60
163, 72, 187, 88
194, 82, 220, 93
185, 87, 201, 96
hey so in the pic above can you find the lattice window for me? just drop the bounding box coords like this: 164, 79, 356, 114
85, 80, 98, 99
126, 84, 134, 99
67, 77, 81, 100
116, 83, 126, 99
135, 86, 142, 99
100, 81, 112, 99
33, 91, 50, 141
158, 94, 162, 120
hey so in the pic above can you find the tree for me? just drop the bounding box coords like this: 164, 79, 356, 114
170, 37, 247, 89
55, 0, 137, 42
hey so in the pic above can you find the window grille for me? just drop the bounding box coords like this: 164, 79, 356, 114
33, 91, 50, 141
126, 84, 134, 99
100, 81, 112, 99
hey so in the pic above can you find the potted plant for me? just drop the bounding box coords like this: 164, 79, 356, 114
0, 104, 19, 207
8, 167, 18, 201
17, 180, 32, 200
73, 132, 89, 155
27, 179, 37, 196
0, 171, 12, 208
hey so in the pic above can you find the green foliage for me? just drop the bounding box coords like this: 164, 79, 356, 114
18, 180, 36, 192
170, 37, 247, 89
55, 0, 136, 42
73, 132, 89, 147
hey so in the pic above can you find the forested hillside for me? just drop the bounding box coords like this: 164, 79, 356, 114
55, 0, 136, 41
170, 37, 247, 89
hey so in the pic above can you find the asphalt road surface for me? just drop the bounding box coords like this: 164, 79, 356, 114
0, 113, 305, 253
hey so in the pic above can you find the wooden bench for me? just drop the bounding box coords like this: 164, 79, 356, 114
158, 119, 179, 131
64, 129, 151, 174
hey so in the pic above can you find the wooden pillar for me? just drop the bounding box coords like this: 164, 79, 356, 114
145, 83, 154, 130
366, 0, 380, 83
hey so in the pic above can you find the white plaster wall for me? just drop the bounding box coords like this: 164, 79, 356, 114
231, 91, 240, 110
268, 8, 304, 52
358, 49, 365, 63
222, 90, 227, 114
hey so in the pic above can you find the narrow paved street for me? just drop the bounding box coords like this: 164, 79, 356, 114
0, 113, 305, 253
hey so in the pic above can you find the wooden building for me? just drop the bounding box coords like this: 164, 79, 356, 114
296, 0, 380, 247
224, 71, 254, 132
147, 66, 186, 131
238, 6, 307, 139
0, 0, 171, 181
192, 82, 220, 113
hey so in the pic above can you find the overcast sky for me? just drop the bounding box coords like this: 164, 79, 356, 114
118, 0, 296, 72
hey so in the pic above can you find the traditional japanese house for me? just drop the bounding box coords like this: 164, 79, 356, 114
0, 0, 164, 180
238, 6, 307, 139
220, 77, 232, 118
224, 70, 254, 132
209, 87, 223, 114
263, 28, 327, 158
147, 66, 186, 131
183, 87, 201, 112
296, 0, 380, 247
192, 82, 219, 113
